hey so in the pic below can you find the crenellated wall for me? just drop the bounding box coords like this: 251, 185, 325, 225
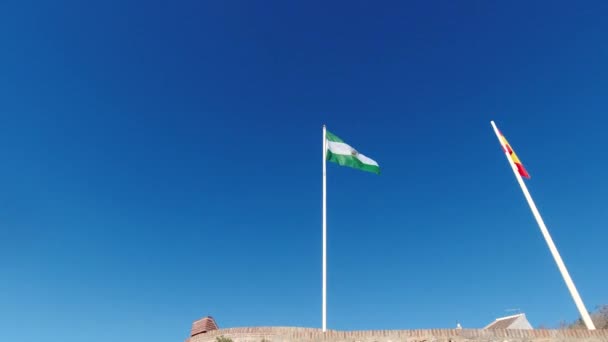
187, 327, 608, 342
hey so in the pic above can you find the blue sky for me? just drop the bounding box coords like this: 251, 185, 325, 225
1, 1, 607, 341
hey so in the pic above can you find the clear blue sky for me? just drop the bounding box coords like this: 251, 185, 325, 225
1, 1, 607, 341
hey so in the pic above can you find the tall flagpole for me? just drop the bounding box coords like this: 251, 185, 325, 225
490, 121, 596, 330
322, 125, 327, 332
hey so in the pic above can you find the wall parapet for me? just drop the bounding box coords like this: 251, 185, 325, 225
187, 326, 608, 342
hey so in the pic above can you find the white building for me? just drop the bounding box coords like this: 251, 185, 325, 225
484, 313, 533, 330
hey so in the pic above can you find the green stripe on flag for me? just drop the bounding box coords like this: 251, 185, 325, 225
325, 130, 344, 143
327, 151, 380, 174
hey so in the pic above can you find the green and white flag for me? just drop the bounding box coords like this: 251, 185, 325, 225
325, 130, 380, 174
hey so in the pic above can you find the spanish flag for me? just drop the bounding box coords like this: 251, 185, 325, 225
498, 130, 530, 179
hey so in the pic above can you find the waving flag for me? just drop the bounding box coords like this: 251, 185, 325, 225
325, 130, 380, 174
498, 130, 530, 179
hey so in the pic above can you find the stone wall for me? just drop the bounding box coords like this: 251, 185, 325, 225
187, 327, 608, 342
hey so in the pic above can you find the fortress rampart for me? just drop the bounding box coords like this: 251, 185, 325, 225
187, 326, 608, 342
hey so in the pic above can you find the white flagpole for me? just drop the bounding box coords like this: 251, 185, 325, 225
490, 120, 596, 330
322, 125, 327, 332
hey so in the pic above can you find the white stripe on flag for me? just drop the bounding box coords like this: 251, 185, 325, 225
327, 141, 379, 167
327, 141, 354, 155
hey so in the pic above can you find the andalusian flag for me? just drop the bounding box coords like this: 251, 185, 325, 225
497, 130, 530, 179
321, 126, 378, 332
325, 130, 380, 174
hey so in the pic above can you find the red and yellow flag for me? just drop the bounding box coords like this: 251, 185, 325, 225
498, 131, 530, 179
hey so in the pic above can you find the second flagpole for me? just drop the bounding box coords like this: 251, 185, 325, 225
322, 124, 327, 332
490, 121, 595, 330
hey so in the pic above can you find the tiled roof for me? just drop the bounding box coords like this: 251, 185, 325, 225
190, 316, 219, 336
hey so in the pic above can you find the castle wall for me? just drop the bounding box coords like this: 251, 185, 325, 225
187, 327, 608, 342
